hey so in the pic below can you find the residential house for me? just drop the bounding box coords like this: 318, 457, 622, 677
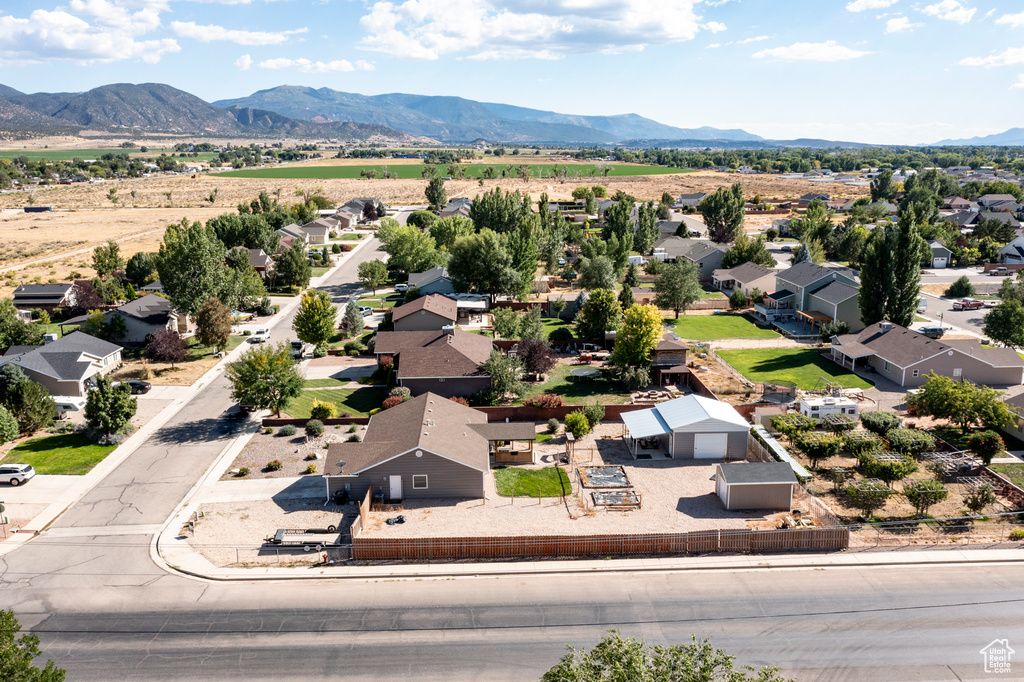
712, 262, 777, 297
275, 224, 307, 252
77, 294, 187, 345
140, 280, 164, 294
715, 462, 796, 511
631, 287, 654, 306
620, 394, 750, 459
339, 197, 384, 222
1000, 235, 1024, 263
656, 215, 707, 237
926, 241, 952, 269
755, 261, 862, 333
333, 209, 359, 229
299, 219, 332, 245
0, 331, 122, 398
830, 321, 1024, 387
942, 196, 976, 211
228, 247, 275, 278
649, 332, 689, 386
439, 197, 473, 219
392, 294, 458, 332
977, 194, 1018, 209
12, 283, 76, 312
798, 193, 830, 207
546, 292, 583, 319
999, 393, 1024, 442
980, 211, 1021, 229
408, 266, 456, 296
323, 392, 534, 501
673, 192, 707, 208
373, 329, 493, 398
650, 236, 728, 281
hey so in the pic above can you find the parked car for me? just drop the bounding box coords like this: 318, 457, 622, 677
781, 245, 793, 253
127, 380, 151, 395
918, 325, 945, 339
394, 283, 409, 292
231, 309, 255, 322
358, 306, 373, 317
341, 227, 356, 233
985, 299, 999, 308
989, 267, 1010, 276
952, 298, 985, 311
290, 340, 307, 359
0, 463, 35, 486
917, 297, 927, 313
249, 328, 271, 343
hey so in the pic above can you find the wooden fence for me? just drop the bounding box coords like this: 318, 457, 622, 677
352, 527, 849, 561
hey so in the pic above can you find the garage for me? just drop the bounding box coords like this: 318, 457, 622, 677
716, 462, 796, 511
622, 395, 750, 460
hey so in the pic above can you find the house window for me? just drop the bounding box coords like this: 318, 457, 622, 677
883, 361, 891, 372
412, 475, 428, 489
953, 368, 962, 377
912, 369, 919, 378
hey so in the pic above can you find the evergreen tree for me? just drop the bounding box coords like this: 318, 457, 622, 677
702, 182, 745, 243
623, 263, 640, 288
425, 177, 447, 211
870, 169, 896, 202
859, 228, 893, 327
618, 285, 635, 310
507, 217, 540, 299
634, 201, 659, 254
886, 207, 926, 328
603, 199, 633, 241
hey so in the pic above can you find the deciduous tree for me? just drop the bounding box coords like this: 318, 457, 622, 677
578, 256, 616, 291
293, 289, 338, 350
195, 297, 232, 352
92, 240, 125, 277
983, 299, 1024, 348
425, 177, 447, 211
612, 304, 662, 367
146, 329, 187, 367
227, 343, 305, 416
357, 259, 388, 294
574, 288, 622, 341
157, 219, 229, 316
654, 260, 702, 319
702, 182, 745, 243
429, 215, 474, 250
481, 350, 525, 405
448, 229, 520, 302
0, 609, 66, 682
275, 238, 313, 290
84, 375, 137, 437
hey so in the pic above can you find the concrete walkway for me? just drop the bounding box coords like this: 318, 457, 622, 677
203, 476, 324, 503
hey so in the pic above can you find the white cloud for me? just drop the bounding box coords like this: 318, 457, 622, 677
921, 0, 976, 24
358, 0, 709, 60
706, 43, 721, 49
169, 20, 307, 45
752, 40, 871, 62
467, 48, 561, 60
234, 53, 252, 70
257, 57, 375, 72
1012, 74, 1024, 89
0, 7, 179, 66
996, 11, 1024, 28
885, 16, 922, 32
354, 59, 375, 71
960, 47, 1024, 67
736, 35, 769, 44
845, 0, 897, 11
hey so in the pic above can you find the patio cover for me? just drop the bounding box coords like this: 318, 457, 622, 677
621, 407, 670, 438
832, 341, 876, 359
766, 289, 794, 301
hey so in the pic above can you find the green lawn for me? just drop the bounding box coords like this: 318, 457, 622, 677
285, 386, 388, 418
303, 378, 351, 388
990, 463, 1024, 489
310, 266, 331, 278
185, 334, 244, 361
519, 363, 629, 405
2, 433, 117, 475
666, 313, 779, 341
716, 348, 873, 390
494, 466, 571, 497
339, 234, 363, 241
541, 317, 573, 339
221, 163, 695, 181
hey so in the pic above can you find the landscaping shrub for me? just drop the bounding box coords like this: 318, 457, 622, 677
548, 326, 574, 342
524, 394, 564, 409
348, 424, 359, 433
305, 452, 318, 461
368, 407, 382, 416
885, 429, 936, 456
860, 411, 902, 436
904, 479, 948, 517
347, 433, 361, 442
821, 413, 856, 434
263, 426, 274, 435
728, 289, 748, 310
843, 431, 882, 456
769, 414, 816, 438
618, 366, 650, 391
381, 396, 404, 410
389, 386, 412, 400
582, 403, 605, 429
309, 399, 337, 420
305, 420, 325, 438
547, 418, 560, 434
794, 432, 843, 467
236, 467, 250, 477
448, 396, 470, 407
344, 341, 361, 354
1009, 529, 1024, 541
266, 459, 283, 471
242, 330, 252, 336
966, 430, 1004, 465
331, 243, 342, 254
964, 482, 997, 514
845, 478, 892, 518
565, 410, 590, 438
862, 454, 918, 488
347, 350, 360, 356
279, 424, 297, 437
945, 275, 974, 298
313, 345, 328, 358
304, 463, 318, 474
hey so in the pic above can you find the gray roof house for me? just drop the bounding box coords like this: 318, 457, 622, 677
651, 236, 728, 280
1000, 235, 1024, 263
12, 283, 76, 311
0, 331, 122, 398
673, 192, 707, 208
830, 321, 1024, 387
755, 261, 862, 333
374, 329, 493, 398
107, 294, 187, 344
712, 262, 777, 297
927, 241, 952, 269
408, 266, 455, 296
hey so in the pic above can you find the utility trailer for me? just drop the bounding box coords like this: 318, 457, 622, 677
265, 528, 343, 552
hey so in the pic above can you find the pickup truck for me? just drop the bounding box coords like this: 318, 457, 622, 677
952, 299, 985, 311
290, 340, 307, 359
989, 267, 1010, 276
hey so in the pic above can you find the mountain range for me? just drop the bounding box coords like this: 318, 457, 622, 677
935, 128, 1024, 146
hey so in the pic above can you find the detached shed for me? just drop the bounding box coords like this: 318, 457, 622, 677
715, 462, 796, 511
621, 394, 750, 459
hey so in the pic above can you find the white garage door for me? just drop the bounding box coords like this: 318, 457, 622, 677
694, 433, 728, 459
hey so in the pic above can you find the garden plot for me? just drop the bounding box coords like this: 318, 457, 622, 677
579, 466, 630, 488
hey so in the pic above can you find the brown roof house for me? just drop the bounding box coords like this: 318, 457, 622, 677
392, 294, 458, 332
830, 321, 1024, 387
323, 392, 535, 501
650, 332, 689, 386
374, 329, 494, 398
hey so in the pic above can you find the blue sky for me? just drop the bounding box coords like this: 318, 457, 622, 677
1, 0, 1022, 145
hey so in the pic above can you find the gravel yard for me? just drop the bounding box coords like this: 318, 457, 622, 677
220, 425, 365, 481
359, 423, 775, 538
187, 498, 355, 567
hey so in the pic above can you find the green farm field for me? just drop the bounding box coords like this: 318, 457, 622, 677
219, 163, 694, 180
0, 148, 219, 162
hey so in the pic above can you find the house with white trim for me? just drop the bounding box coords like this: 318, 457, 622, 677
0, 331, 122, 398
621, 394, 750, 459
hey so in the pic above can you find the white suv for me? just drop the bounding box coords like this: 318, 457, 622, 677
1, 463, 36, 486
249, 328, 271, 343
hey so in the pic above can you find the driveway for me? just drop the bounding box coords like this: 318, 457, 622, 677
917, 293, 989, 338
303, 356, 376, 381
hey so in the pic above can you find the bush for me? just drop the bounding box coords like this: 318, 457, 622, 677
331, 243, 342, 254
305, 420, 325, 437
728, 289, 748, 310
304, 463, 318, 474
368, 407, 382, 415
548, 326, 574, 342
885, 428, 936, 456
309, 399, 337, 420
965, 430, 1004, 465
964, 482, 996, 514
348, 350, 360, 356
305, 452, 318, 460
449, 396, 470, 407
348, 424, 359, 433
862, 454, 918, 488
279, 424, 297, 436
547, 417, 560, 434
582, 403, 605, 429
794, 432, 843, 467
263, 426, 274, 435
266, 459, 283, 471
860, 411, 902, 436
313, 345, 328, 358
565, 410, 590, 438
389, 386, 412, 400
1009, 529, 1024, 541
236, 466, 250, 477
769, 414, 816, 438
347, 433, 361, 442
845, 479, 892, 518
381, 396, 404, 410
524, 394, 564, 409
242, 330, 252, 336
904, 479, 948, 517
843, 431, 882, 456
618, 366, 650, 391
945, 275, 974, 298
821, 413, 856, 434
